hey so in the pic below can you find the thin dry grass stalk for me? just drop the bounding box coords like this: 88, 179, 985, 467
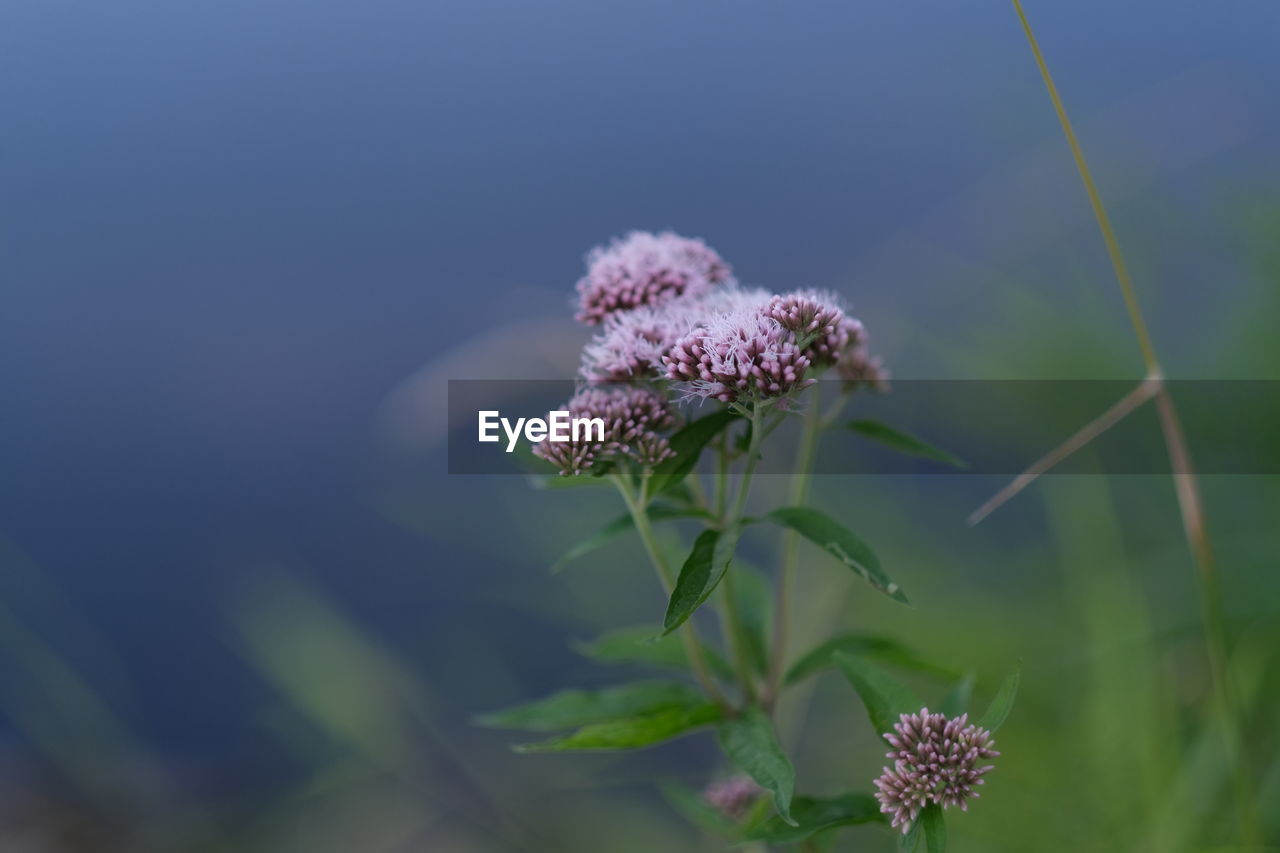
979, 1, 1260, 843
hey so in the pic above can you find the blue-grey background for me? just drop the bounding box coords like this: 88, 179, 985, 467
1, 1, 1278, 850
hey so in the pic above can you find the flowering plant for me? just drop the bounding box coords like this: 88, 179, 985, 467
478, 231, 1018, 851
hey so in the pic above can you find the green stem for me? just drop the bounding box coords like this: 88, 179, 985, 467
726, 406, 765, 523
714, 435, 730, 519
764, 384, 824, 708
714, 408, 768, 703
720, 567, 757, 703
612, 473, 730, 710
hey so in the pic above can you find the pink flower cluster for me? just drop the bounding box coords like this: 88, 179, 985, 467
575, 231, 732, 325
532, 386, 677, 476
571, 233, 885, 403
579, 302, 697, 383
872, 708, 999, 834
544, 231, 888, 474
661, 301, 813, 403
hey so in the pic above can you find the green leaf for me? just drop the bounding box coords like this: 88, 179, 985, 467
516, 703, 723, 752
647, 409, 737, 497
663, 524, 742, 634
731, 563, 772, 676
921, 803, 946, 853
551, 504, 712, 572
939, 672, 976, 719
573, 626, 734, 680
717, 707, 797, 825
977, 667, 1020, 733
475, 681, 703, 731
833, 652, 924, 737
761, 507, 908, 604
784, 634, 956, 686
843, 420, 968, 469
743, 792, 883, 843
662, 481, 698, 507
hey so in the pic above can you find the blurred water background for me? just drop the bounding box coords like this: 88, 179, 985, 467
1, 1, 1279, 850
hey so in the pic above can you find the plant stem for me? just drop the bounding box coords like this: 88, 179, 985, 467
763, 384, 824, 708
726, 406, 765, 523
716, 407, 768, 703
612, 472, 730, 710
715, 435, 730, 519
720, 566, 757, 703
1011, 0, 1256, 841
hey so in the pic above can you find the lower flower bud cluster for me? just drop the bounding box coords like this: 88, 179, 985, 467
873, 708, 999, 834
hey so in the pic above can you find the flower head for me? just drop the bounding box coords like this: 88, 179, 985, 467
703, 775, 762, 820
764, 289, 866, 367
579, 300, 702, 383
532, 385, 678, 475
661, 293, 812, 403
532, 438, 604, 477
873, 708, 999, 834
575, 231, 732, 325
836, 330, 890, 393
628, 431, 676, 467
764, 289, 843, 341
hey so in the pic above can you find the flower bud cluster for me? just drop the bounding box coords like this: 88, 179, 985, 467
532, 386, 676, 475
873, 708, 999, 834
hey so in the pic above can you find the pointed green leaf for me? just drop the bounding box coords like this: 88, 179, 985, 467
785, 634, 956, 686
833, 652, 924, 737
552, 504, 713, 572
939, 672, 976, 719
844, 419, 967, 469
573, 626, 734, 680
662, 481, 698, 507
647, 409, 737, 497
475, 681, 703, 731
761, 507, 907, 604
516, 703, 723, 752
743, 793, 883, 843
551, 512, 634, 571
921, 803, 946, 853
977, 667, 1020, 733
717, 707, 797, 826
663, 524, 742, 634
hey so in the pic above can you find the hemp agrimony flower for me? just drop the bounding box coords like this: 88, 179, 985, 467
661, 300, 812, 403
579, 301, 702, 383
873, 708, 999, 833
532, 385, 678, 475
575, 231, 733, 325
836, 334, 890, 392
532, 437, 602, 477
